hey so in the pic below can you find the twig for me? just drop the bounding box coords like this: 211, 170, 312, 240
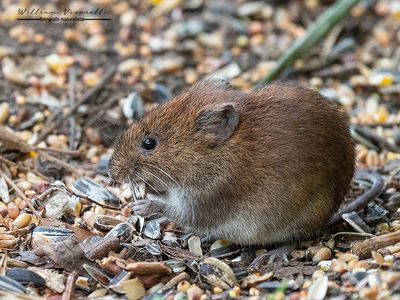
39, 151, 83, 176
36, 147, 81, 157
68, 67, 78, 151
0, 253, 7, 276
36, 65, 118, 143
330, 231, 374, 240
83, 92, 126, 129
0, 167, 40, 218
159, 243, 203, 260
321, 24, 344, 59
258, 0, 360, 85
0, 155, 50, 181
0, 126, 82, 176
351, 230, 400, 258
351, 124, 400, 152
62, 271, 77, 300
161, 272, 190, 291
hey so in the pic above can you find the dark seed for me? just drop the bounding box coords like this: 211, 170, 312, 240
96, 155, 111, 176
143, 220, 162, 239
73, 177, 120, 209
123, 92, 145, 119
342, 212, 371, 233
256, 280, 284, 290
83, 264, 112, 287
6, 268, 46, 288
105, 223, 136, 243
146, 242, 162, 256
363, 203, 389, 224
0, 275, 27, 293
151, 83, 172, 104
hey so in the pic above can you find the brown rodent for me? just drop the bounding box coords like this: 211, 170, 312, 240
109, 80, 358, 246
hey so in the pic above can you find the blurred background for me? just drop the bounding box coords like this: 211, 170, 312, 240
0, 0, 399, 168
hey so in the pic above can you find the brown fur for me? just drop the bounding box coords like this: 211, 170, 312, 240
109, 80, 355, 246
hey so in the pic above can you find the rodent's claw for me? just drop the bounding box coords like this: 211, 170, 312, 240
133, 196, 166, 218
268, 252, 289, 264
250, 244, 295, 268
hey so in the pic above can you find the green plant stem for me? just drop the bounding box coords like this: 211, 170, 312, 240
258, 0, 361, 85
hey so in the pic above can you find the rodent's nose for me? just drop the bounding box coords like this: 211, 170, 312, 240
107, 155, 135, 182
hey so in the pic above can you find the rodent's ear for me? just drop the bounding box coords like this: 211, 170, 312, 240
196, 104, 239, 146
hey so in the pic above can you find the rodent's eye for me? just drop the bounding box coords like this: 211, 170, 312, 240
141, 137, 157, 151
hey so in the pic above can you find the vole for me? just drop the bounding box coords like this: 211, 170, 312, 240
109, 80, 383, 259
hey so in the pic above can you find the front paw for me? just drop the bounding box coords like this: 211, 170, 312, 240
133, 195, 166, 218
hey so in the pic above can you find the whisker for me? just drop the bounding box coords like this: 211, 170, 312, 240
105, 178, 118, 188
128, 177, 137, 202
142, 163, 179, 187
141, 169, 169, 189
135, 173, 163, 198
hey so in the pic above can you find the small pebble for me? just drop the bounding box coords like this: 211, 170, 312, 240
369, 73, 394, 87
12, 213, 32, 229
47, 135, 67, 150
356, 260, 370, 269
360, 286, 379, 300
274, 291, 285, 300
384, 255, 394, 265
187, 285, 203, 300
16, 180, 32, 191
248, 21, 263, 35
118, 59, 141, 75
384, 243, 400, 254
307, 245, 324, 257
0, 206, 8, 217
248, 287, 259, 296
309, 77, 323, 88
26, 172, 42, 186
45, 53, 74, 73
185, 69, 199, 85
372, 251, 385, 265
237, 1, 264, 17
152, 56, 184, 73
7, 203, 19, 220
312, 270, 325, 281
85, 34, 106, 51
213, 287, 223, 294
331, 259, 348, 273
383, 272, 400, 285
302, 280, 312, 289
373, 106, 389, 123
347, 259, 359, 269
376, 222, 390, 232
8, 115, 17, 126
288, 292, 300, 300
327, 281, 339, 289
312, 247, 331, 263
197, 33, 224, 49
177, 280, 191, 293
317, 260, 331, 271
120, 9, 137, 27
83, 72, 100, 87
0, 102, 10, 124
366, 150, 379, 166
337, 253, 359, 262
291, 249, 305, 259
85, 128, 102, 145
